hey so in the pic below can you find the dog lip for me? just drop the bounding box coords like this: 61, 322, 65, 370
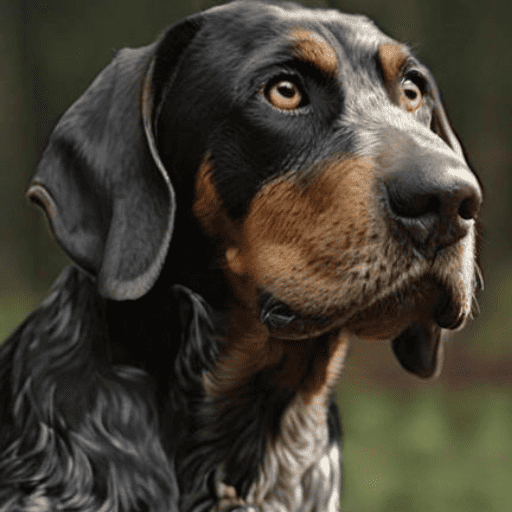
259, 273, 466, 339
340, 274, 465, 338
432, 285, 464, 329
259, 292, 331, 337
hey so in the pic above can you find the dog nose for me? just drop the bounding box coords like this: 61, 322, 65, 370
385, 160, 482, 252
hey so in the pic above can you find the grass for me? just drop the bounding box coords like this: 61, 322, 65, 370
336, 382, 512, 511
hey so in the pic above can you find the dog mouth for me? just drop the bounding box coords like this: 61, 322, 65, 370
431, 282, 465, 330
259, 275, 465, 340
345, 276, 464, 339
259, 292, 331, 338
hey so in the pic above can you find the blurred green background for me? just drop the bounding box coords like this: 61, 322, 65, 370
0, 0, 510, 510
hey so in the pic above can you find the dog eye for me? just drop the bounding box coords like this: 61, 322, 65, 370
264, 78, 306, 111
401, 77, 423, 112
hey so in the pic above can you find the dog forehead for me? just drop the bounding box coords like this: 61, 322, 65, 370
206, 1, 392, 57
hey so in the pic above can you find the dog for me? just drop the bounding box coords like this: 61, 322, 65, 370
0, 1, 483, 511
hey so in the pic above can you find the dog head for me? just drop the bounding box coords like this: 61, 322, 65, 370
28, 1, 482, 379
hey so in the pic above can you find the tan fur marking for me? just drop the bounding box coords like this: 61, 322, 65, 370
378, 42, 408, 106
238, 156, 375, 316
205, 325, 349, 404
379, 43, 424, 113
290, 29, 338, 75
225, 247, 245, 275
193, 156, 239, 246
193, 157, 223, 235
306, 331, 350, 406
302, 330, 350, 404
379, 42, 407, 85
203, 157, 374, 397
203, 319, 283, 397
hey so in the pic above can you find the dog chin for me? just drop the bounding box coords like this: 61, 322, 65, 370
346, 276, 465, 340
259, 275, 465, 341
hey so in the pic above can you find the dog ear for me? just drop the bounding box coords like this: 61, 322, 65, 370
428, 75, 465, 161
391, 321, 444, 379
27, 14, 204, 300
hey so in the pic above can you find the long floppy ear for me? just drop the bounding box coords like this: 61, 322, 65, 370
391, 322, 443, 379
27, 14, 204, 300
428, 73, 465, 160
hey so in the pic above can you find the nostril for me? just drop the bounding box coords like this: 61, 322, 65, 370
458, 195, 479, 221
388, 187, 440, 219
458, 198, 472, 220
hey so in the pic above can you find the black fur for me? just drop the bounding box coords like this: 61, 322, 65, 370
0, 1, 482, 511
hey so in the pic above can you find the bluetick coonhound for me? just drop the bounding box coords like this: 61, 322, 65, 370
0, 1, 482, 511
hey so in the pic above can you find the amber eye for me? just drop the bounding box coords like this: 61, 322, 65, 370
265, 78, 305, 111
401, 77, 423, 111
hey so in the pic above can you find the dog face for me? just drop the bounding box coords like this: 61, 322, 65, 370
29, 1, 482, 379
167, 2, 483, 375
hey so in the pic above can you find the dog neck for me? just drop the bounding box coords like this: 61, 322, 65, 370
210, 329, 348, 512
173, 286, 348, 511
